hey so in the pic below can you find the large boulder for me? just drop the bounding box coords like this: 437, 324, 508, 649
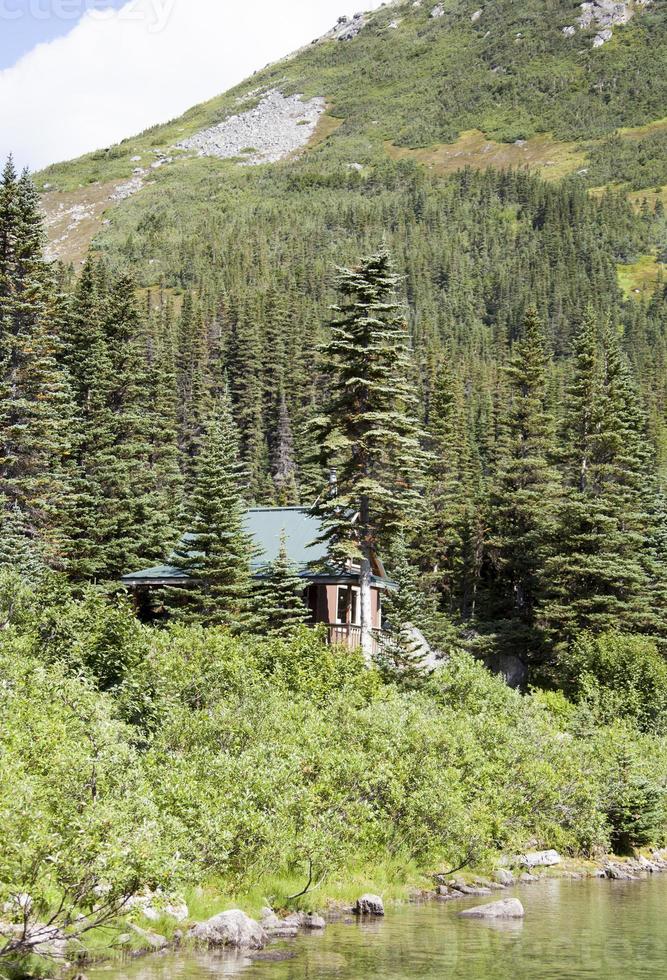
190, 910, 267, 949
518, 850, 561, 868
354, 894, 385, 916
485, 653, 528, 689
459, 898, 525, 919
493, 869, 515, 887
130, 924, 168, 951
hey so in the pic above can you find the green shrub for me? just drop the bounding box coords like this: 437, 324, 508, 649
558, 631, 667, 732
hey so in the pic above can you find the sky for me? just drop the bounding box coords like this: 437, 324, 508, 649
0, 0, 385, 171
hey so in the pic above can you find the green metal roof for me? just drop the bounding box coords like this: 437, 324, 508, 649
245, 507, 328, 570
122, 507, 396, 589
122, 507, 327, 584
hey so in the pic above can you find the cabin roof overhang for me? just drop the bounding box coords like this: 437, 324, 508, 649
121, 566, 397, 591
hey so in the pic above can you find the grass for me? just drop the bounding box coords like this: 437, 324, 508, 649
385, 130, 588, 181
309, 112, 345, 149
617, 253, 666, 298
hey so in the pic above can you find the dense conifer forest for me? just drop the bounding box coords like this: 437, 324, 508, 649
4, 153, 667, 667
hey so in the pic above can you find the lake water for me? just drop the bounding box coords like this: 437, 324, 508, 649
89, 876, 667, 979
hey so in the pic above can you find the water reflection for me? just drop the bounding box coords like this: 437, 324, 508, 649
89, 877, 667, 980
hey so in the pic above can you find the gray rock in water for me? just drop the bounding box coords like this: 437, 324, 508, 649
493, 869, 515, 887
304, 913, 326, 929
131, 925, 168, 951
519, 849, 561, 868
190, 910, 267, 949
354, 894, 385, 916
450, 883, 493, 896
260, 910, 298, 938
459, 898, 525, 919
519, 872, 539, 883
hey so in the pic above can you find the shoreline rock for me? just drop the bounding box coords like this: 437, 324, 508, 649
459, 898, 525, 919
354, 894, 385, 916
190, 910, 267, 950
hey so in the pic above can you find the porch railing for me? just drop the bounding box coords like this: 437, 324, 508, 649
324, 624, 390, 657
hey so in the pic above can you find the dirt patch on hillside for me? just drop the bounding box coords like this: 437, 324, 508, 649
385, 130, 588, 181
41, 177, 145, 266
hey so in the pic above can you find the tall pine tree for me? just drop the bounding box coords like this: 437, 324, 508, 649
485, 309, 560, 659
167, 389, 259, 629
313, 247, 427, 662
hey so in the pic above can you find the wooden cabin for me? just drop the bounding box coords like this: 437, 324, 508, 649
121, 507, 396, 649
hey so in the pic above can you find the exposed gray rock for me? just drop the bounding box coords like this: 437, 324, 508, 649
130, 925, 169, 950
485, 653, 527, 689
593, 28, 614, 45
177, 90, 325, 167
494, 869, 515, 887
110, 176, 144, 202
518, 849, 561, 868
563, 25, 576, 36
25, 924, 68, 960
128, 890, 188, 923
431, 4, 445, 18
471, 9, 483, 22
262, 913, 298, 939
190, 910, 267, 949
304, 913, 326, 929
519, 872, 539, 883
459, 898, 525, 919
327, 13, 367, 41
449, 882, 493, 896
577, 1, 652, 45
474, 877, 505, 891
2, 893, 33, 917
354, 894, 385, 916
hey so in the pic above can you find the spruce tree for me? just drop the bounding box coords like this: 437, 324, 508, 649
485, 309, 560, 659
0, 161, 75, 568
420, 355, 483, 619
167, 390, 259, 629
541, 310, 661, 644
271, 393, 300, 505
256, 530, 309, 638
313, 247, 427, 662
0, 502, 47, 583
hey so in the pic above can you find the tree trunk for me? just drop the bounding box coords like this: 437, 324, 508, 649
359, 494, 374, 666
359, 551, 374, 666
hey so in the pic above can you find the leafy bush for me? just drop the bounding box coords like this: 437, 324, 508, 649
558, 631, 667, 732
1, 590, 667, 955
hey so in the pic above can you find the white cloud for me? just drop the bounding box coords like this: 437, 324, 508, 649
0, 0, 386, 171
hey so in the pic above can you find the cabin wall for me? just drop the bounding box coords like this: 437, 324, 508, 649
310, 584, 382, 628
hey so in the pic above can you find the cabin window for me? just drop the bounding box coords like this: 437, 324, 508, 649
337, 587, 360, 626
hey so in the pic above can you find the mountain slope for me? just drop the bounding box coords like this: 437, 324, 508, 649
38, 0, 667, 267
